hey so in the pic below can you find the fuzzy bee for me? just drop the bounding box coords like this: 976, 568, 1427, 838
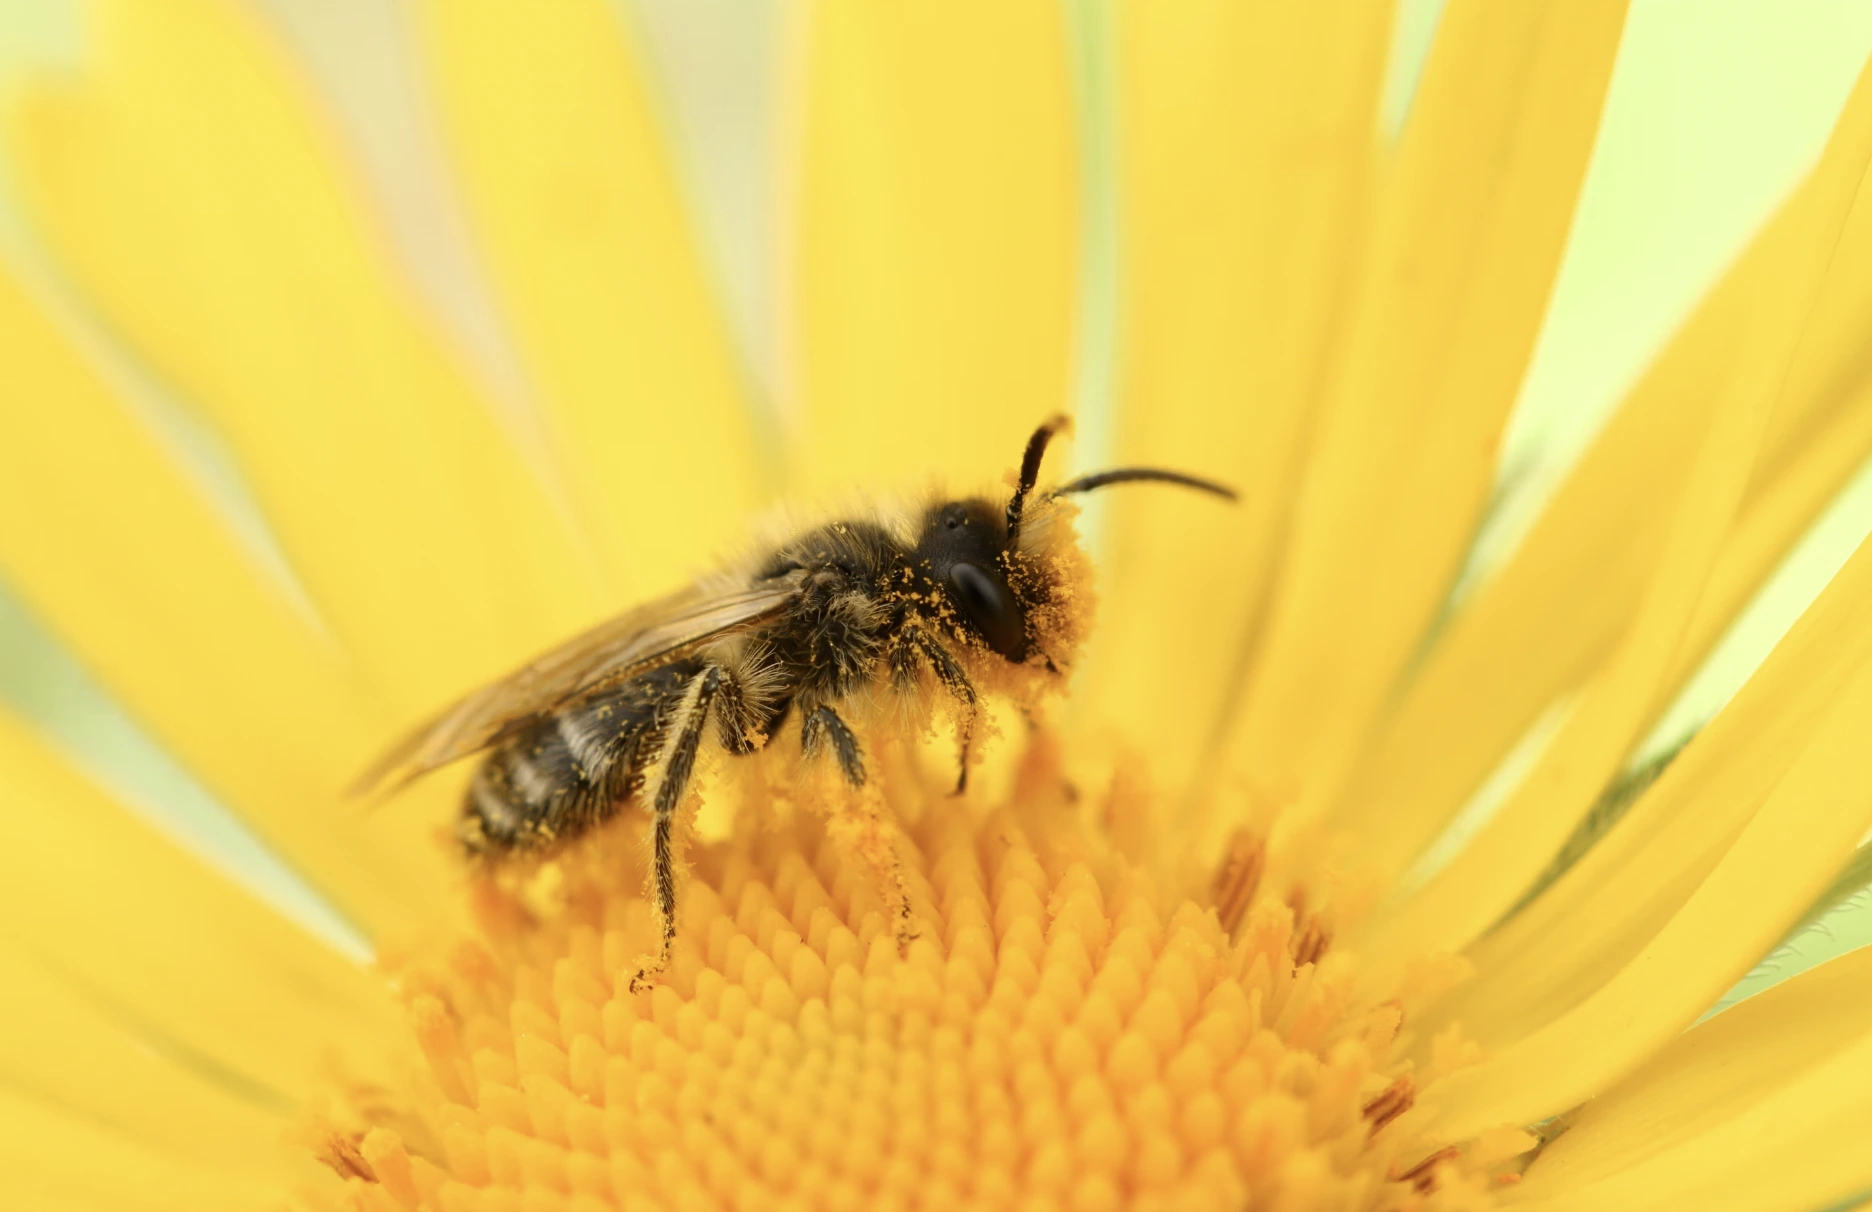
355, 417, 1233, 986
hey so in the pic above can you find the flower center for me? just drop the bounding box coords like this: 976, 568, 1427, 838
308, 746, 1513, 1210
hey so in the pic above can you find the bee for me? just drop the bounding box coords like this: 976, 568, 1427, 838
355, 417, 1234, 986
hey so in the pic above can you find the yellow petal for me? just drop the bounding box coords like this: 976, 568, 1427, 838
1362, 52, 1872, 971
1441, 500, 1872, 1049
0, 941, 285, 1170
1429, 580, 1872, 1137
1337, 156, 1872, 889
1683, 376, 1872, 686
419, 0, 772, 598
5, 0, 600, 713
1076, 2, 1394, 791
0, 707, 400, 1101
1225, 0, 1628, 815
1362, 367, 1775, 964
785, 0, 1077, 495
1504, 947, 1872, 1211
0, 1088, 277, 1212
0, 262, 453, 935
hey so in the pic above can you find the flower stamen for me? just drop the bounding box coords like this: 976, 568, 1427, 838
306, 745, 1505, 1210
1362, 1075, 1415, 1133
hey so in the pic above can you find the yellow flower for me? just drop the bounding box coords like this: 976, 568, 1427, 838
5, 2, 1872, 1210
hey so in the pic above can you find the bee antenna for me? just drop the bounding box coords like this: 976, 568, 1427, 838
1049, 467, 1239, 502
1005, 414, 1072, 545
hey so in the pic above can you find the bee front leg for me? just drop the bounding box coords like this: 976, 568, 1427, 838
630, 665, 725, 993
901, 627, 979, 794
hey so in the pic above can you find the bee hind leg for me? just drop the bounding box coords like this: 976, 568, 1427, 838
630, 664, 727, 993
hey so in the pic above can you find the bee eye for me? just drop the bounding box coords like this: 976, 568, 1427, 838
948, 562, 1025, 659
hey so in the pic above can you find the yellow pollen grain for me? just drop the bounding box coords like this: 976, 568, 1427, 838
308, 752, 1508, 1211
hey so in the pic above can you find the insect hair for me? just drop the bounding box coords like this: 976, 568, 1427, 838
356, 417, 1236, 990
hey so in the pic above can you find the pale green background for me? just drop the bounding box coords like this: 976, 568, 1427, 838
2, 0, 1872, 1010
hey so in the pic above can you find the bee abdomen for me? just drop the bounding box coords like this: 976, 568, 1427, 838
463, 660, 698, 853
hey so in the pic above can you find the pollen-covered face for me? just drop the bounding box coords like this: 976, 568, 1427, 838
909, 490, 1096, 691
913, 498, 1033, 661
902, 413, 1235, 694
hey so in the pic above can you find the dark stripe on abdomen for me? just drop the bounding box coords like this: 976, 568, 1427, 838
462, 660, 700, 853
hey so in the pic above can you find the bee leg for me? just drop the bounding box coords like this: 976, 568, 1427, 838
713, 654, 770, 756
630, 665, 725, 993
905, 628, 979, 795
803, 704, 918, 952
801, 704, 865, 786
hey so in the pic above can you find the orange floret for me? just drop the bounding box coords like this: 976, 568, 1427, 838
304, 742, 1514, 1212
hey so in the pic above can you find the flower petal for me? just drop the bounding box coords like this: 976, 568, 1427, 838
0, 708, 400, 1101
1441, 501, 1872, 1049
0, 1088, 277, 1212
1428, 564, 1872, 1137
0, 263, 455, 935
785, 0, 1077, 495
419, 0, 773, 597
5, 0, 601, 714
1224, 0, 1628, 814
1337, 160, 1872, 888
1074, 2, 1394, 790
1362, 52, 1872, 970
0, 942, 286, 1172
1502, 947, 1872, 1212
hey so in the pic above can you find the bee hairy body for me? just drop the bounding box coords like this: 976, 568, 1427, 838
461, 513, 983, 860
460, 517, 913, 850
359, 417, 1234, 991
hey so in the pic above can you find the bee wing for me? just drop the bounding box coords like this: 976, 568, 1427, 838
350, 572, 805, 799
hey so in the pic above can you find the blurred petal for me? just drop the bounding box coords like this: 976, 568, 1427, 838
1443, 509, 1872, 1049
5, 0, 600, 714
786, 0, 1077, 494
419, 0, 772, 597
0, 942, 286, 1171
0, 1088, 277, 1212
1225, 0, 1627, 813
1338, 152, 1872, 887
1429, 553, 1872, 1137
0, 263, 452, 935
1365, 58, 1872, 967
1077, 1, 1393, 789
0, 708, 399, 1101
1504, 947, 1872, 1212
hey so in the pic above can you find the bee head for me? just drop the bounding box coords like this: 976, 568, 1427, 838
914, 497, 1030, 661
916, 416, 1238, 668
